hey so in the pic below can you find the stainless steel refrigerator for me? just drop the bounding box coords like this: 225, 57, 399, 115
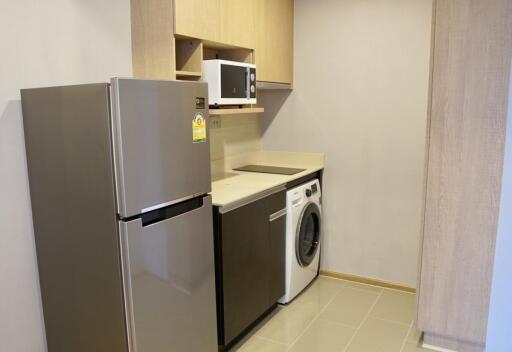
21, 78, 217, 352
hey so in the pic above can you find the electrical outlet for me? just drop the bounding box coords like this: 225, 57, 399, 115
210, 116, 222, 129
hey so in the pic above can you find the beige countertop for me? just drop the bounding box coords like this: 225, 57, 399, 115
210, 150, 324, 210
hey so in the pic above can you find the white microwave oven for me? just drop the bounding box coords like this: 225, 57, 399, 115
202, 59, 256, 106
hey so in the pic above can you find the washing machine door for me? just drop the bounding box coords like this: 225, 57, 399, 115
295, 202, 321, 267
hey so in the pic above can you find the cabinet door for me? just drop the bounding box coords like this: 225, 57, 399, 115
219, 0, 256, 48
221, 197, 270, 345
255, 0, 293, 84
174, 0, 220, 42
220, 190, 286, 345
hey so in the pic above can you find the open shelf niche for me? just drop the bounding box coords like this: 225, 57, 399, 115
203, 44, 261, 115
175, 38, 203, 80
174, 37, 263, 115
202, 44, 253, 64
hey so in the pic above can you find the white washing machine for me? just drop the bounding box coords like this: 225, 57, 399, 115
279, 179, 322, 304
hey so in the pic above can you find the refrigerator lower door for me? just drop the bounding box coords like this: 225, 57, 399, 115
119, 195, 217, 352
111, 78, 211, 218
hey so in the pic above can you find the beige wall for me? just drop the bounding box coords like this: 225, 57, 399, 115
209, 114, 261, 173
210, 115, 261, 162
259, 0, 433, 286
0, 1, 132, 351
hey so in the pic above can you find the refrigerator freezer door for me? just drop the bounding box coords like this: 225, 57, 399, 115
111, 78, 211, 218
119, 195, 217, 352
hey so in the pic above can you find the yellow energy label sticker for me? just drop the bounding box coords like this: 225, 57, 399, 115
192, 112, 207, 143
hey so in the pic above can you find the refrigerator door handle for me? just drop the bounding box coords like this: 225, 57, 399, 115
141, 195, 205, 227
140, 192, 204, 214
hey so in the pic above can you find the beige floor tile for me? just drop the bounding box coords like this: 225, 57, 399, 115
254, 303, 318, 345
369, 289, 416, 324
402, 341, 431, 352
234, 335, 288, 352
345, 318, 410, 352
288, 318, 356, 352
318, 287, 380, 327
345, 281, 384, 293
236, 283, 420, 352
292, 277, 347, 310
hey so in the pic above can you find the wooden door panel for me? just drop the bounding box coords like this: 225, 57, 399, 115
219, 0, 256, 48
174, 0, 220, 41
417, 0, 512, 345
255, 0, 293, 83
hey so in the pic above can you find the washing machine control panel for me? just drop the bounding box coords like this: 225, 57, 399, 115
305, 183, 319, 198
288, 179, 321, 209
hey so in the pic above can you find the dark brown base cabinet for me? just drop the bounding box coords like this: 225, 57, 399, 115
213, 190, 286, 349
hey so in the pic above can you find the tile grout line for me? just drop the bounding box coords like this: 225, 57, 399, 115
315, 317, 361, 330
284, 282, 349, 352
373, 316, 414, 327
252, 335, 289, 346
341, 289, 384, 352
252, 310, 293, 346
398, 319, 415, 352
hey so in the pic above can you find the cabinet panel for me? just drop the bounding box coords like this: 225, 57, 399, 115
131, 0, 175, 79
255, 0, 293, 84
174, 0, 219, 42
219, 0, 256, 49
221, 198, 270, 345
215, 190, 286, 347
417, 0, 512, 346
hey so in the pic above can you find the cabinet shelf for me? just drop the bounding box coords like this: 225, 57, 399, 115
176, 70, 202, 78
209, 107, 264, 116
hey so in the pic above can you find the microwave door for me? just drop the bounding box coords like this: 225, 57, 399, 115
220, 64, 248, 99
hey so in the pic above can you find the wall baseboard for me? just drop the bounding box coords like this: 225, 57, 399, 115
422, 343, 457, 352
319, 270, 416, 293
422, 332, 484, 352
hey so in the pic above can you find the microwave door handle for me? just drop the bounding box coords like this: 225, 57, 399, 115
245, 67, 249, 99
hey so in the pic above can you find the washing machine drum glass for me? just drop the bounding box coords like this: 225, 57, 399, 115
296, 202, 321, 267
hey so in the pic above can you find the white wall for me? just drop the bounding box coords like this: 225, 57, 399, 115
260, 0, 433, 286
0, 1, 132, 351
486, 63, 512, 351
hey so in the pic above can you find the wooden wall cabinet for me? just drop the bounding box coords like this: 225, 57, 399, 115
254, 0, 294, 84
131, 0, 294, 86
219, 0, 256, 49
174, 0, 257, 49
213, 191, 286, 348
174, 0, 220, 42
130, 0, 175, 79
417, 0, 512, 351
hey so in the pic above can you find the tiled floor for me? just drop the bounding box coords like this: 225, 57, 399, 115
232, 276, 430, 352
